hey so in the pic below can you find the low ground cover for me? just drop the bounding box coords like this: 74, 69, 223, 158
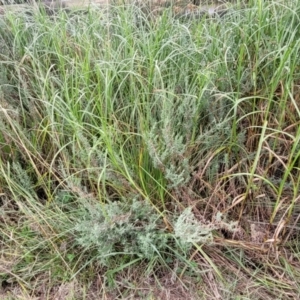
0, 0, 299, 298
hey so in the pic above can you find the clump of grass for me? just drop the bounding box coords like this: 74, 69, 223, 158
0, 0, 300, 298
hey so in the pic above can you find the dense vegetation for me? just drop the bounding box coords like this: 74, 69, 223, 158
0, 0, 299, 298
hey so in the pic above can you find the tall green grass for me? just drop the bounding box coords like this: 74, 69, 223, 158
0, 0, 299, 298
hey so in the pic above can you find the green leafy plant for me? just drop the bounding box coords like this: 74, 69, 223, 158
75, 199, 170, 266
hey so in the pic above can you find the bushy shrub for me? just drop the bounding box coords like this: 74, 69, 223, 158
75, 198, 240, 268
75, 198, 170, 266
